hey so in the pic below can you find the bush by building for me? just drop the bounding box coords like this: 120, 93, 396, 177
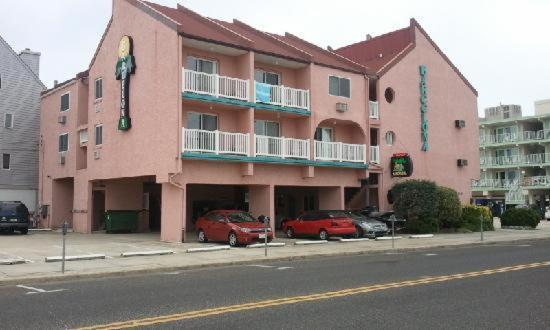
436, 186, 462, 229
461, 205, 494, 232
500, 208, 541, 229
392, 180, 439, 233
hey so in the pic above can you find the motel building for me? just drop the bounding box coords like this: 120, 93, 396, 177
38, 0, 479, 242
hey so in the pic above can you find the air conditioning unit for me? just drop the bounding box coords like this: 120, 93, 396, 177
455, 120, 466, 128
58, 151, 66, 164
335, 102, 348, 112
93, 150, 101, 160
457, 159, 468, 167
58, 115, 67, 124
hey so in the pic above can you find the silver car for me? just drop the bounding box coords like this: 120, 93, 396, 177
347, 211, 388, 238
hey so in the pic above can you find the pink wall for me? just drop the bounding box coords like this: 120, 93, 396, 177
378, 26, 480, 210
249, 185, 275, 231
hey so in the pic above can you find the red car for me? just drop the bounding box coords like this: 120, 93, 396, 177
282, 210, 357, 240
195, 210, 273, 247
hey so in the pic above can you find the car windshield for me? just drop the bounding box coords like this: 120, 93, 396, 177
326, 211, 350, 219
227, 212, 257, 223
347, 212, 366, 221
0, 203, 27, 217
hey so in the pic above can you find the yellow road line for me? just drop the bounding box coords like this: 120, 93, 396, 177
76, 260, 550, 330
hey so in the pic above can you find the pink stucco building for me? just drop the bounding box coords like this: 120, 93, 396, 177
39, 0, 479, 242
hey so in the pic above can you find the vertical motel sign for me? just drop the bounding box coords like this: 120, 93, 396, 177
115, 36, 136, 131
419, 65, 428, 151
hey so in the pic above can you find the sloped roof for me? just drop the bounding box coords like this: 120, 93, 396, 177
0, 35, 46, 89
336, 19, 477, 96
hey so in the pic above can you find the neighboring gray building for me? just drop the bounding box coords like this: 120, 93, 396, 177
0, 36, 45, 212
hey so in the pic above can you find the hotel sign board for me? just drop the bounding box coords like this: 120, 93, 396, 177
419, 65, 428, 151
391, 153, 413, 177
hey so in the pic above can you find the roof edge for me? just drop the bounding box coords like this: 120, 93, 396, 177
0, 35, 46, 89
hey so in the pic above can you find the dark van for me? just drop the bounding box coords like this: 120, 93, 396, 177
0, 201, 30, 234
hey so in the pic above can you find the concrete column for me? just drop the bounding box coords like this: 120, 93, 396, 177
318, 186, 344, 210
73, 176, 92, 233
248, 185, 275, 231
160, 182, 185, 243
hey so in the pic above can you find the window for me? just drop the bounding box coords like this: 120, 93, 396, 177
384, 87, 395, 103
95, 78, 103, 100
95, 125, 103, 146
58, 133, 69, 152
314, 127, 333, 142
187, 112, 218, 131
2, 154, 10, 170
186, 56, 218, 74
329, 76, 350, 98
4, 113, 13, 129
254, 120, 279, 137
255, 69, 280, 86
60, 92, 70, 112
385, 131, 395, 146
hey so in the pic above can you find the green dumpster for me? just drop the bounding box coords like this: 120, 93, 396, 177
104, 210, 139, 233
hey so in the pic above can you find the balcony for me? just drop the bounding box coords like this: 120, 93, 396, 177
369, 146, 380, 164
254, 135, 310, 160
183, 69, 249, 102
471, 179, 519, 189
480, 153, 550, 168
505, 190, 525, 204
479, 129, 550, 147
254, 82, 310, 111
182, 128, 249, 156
369, 101, 379, 120
314, 141, 366, 163
522, 176, 550, 187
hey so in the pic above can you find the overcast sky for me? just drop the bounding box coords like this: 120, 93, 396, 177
1, 0, 549, 116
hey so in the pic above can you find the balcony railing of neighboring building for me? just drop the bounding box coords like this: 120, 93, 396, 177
314, 140, 366, 163
254, 82, 310, 110
471, 179, 519, 189
182, 128, 250, 156
505, 189, 526, 204
183, 69, 250, 101
254, 135, 310, 160
480, 153, 550, 168
479, 129, 550, 146
369, 145, 380, 164
522, 176, 550, 187
369, 101, 379, 119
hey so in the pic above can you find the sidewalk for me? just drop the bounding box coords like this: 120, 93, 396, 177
1, 220, 549, 285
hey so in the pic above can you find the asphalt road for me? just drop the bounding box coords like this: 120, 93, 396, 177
1, 240, 550, 329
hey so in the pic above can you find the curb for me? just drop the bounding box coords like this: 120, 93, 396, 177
120, 250, 174, 258
409, 234, 434, 239
246, 243, 286, 248
2, 236, 549, 287
375, 236, 402, 241
45, 254, 106, 263
0, 259, 26, 265
294, 240, 328, 245
186, 246, 230, 253
339, 238, 370, 242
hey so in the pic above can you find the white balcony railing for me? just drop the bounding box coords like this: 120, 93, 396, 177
505, 190, 525, 204
369, 145, 380, 164
522, 176, 550, 187
182, 128, 249, 156
254, 135, 310, 159
255, 82, 310, 110
369, 101, 379, 119
471, 179, 519, 189
183, 69, 249, 101
480, 129, 550, 146
314, 140, 366, 163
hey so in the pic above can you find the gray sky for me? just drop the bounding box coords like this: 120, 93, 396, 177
1, 0, 549, 116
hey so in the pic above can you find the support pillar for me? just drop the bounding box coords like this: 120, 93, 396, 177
318, 186, 345, 210
160, 182, 186, 243
248, 185, 275, 231
73, 177, 92, 233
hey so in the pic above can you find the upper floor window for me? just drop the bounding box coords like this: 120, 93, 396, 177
58, 133, 69, 152
254, 120, 280, 137
187, 112, 218, 131
2, 154, 10, 170
95, 124, 103, 146
329, 76, 350, 98
255, 69, 280, 86
95, 78, 103, 100
60, 92, 70, 112
314, 127, 333, 142
186, 56, 218, 74
4, 113, 13, 129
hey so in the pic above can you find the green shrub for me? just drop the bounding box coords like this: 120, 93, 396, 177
461, 205, 494, 231
436, 186, 462, 229
392, 180, 439, 233
528, 205, 544, 220
501, 208, 540, 228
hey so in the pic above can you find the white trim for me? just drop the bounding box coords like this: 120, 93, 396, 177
60, 91, 70, 112
328, 74, 351, 98
4, 113, 14, 129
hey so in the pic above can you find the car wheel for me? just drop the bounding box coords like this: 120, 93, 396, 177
20, 227, 29, 235
228, 232, 238, 247
319, 229, 328, 240
197, 229, 207, 243
286, 227, 294, 238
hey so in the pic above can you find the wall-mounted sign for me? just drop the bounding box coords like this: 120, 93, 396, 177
391, 153, 413, 177
419, 65, 428, 151
115, 36, 136, 131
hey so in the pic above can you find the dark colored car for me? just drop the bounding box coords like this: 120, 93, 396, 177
345, 211, 388, 238
195, 210, 273, 247
0, 201, 30, 234
282, 210, 357, 240
365, 211, 406, 232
